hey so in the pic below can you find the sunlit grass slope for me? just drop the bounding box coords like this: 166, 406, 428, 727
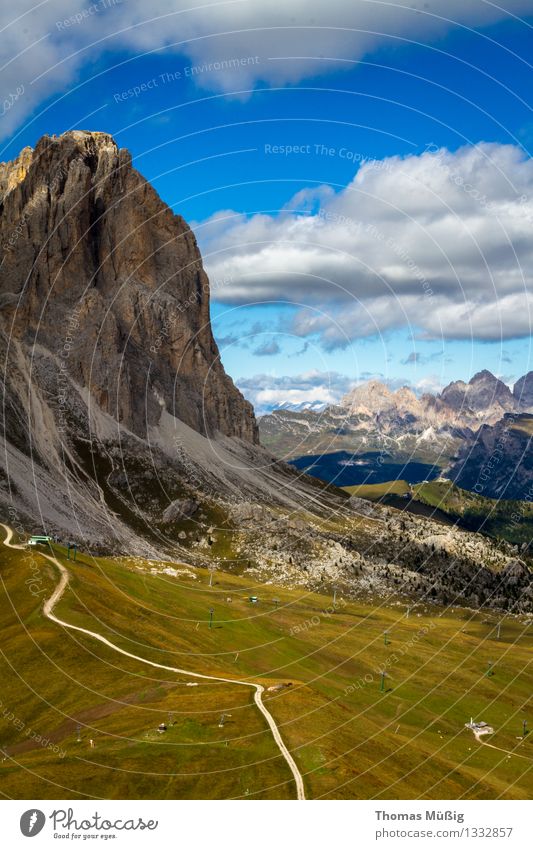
1, 538, 532, 799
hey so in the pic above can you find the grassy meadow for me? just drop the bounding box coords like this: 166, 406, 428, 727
0, 535, 532, 800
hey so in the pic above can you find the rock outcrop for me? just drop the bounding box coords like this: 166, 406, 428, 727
0, 131, 372, 559
162, 498, 199, 523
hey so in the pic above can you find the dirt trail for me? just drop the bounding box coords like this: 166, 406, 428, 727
472, 729, 530, 762
1, 524, 306, 800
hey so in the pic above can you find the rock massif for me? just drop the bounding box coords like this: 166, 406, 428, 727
438, 369, 517, 420
0, 131, 275, 552
0, 130, 257, 444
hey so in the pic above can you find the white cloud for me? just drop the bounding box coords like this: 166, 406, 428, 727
2, 1, 533, 141
236, 368, 355, 412
413, 374, 446, 395
199, 143, 533, 345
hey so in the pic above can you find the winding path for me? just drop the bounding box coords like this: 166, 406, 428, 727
472, 729, 530, 762
1, 524, 305, 800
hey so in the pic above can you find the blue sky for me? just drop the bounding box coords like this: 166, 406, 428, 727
2, 1, 533, 412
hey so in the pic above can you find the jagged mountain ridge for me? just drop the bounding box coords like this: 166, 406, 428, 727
259, 370, 533, 466
341, 369, 528, 426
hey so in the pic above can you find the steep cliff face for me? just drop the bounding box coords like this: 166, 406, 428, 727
0, 130, 257, 444
0, 131, 267, 552
449, 414, 533, 500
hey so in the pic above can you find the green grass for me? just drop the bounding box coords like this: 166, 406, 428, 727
342, 480, 411, 500
510, 415, 533, 437
342, 478, 533, 547
412, 481, 533, 546
1, 537, 532, 800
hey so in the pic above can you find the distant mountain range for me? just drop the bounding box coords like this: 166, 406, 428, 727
275, 400, 328, 413
341, 369, 530, 427
259, 370, 533, 499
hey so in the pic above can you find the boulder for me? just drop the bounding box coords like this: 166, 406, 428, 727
162, 499, 199, 523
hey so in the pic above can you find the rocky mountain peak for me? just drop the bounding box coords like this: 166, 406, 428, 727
514, 371, 533, 409
342, 380, 421, 418
470, 369, 497, 382
0, 130, 258, 444
439, 369, 515, 416
466, 370, 515, 409
342, 381, 384, 414
394, 386, 419, 405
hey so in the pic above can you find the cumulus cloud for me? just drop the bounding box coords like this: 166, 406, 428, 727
236, 369, 356, 413
2, 1, 533, 140
199, 143, 533, 346
413, 374, 446, 395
